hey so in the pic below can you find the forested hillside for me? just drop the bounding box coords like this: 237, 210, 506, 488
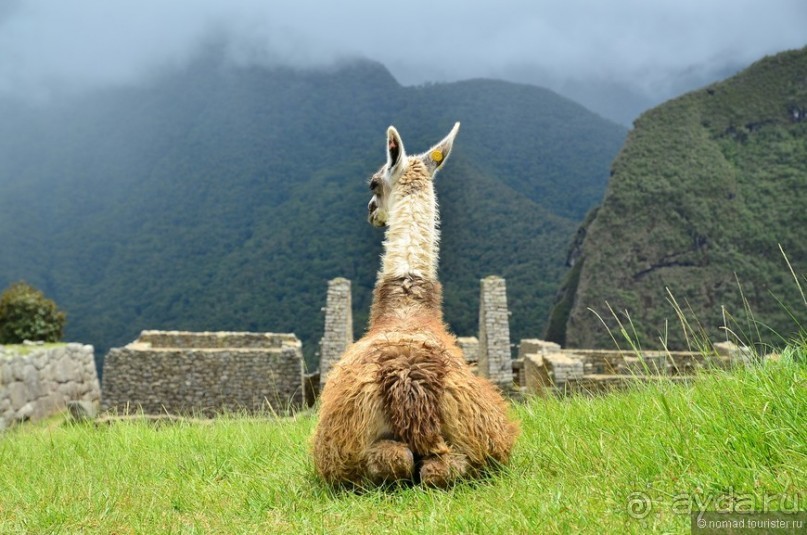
0, 51, 626, 367
549, 46, 807, 350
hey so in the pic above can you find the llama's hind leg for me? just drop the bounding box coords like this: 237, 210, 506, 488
365, 439, 415, 484
439, 370, 520, 472
419, 449, 471, 488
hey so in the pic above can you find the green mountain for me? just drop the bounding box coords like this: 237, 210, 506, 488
548, 47, 807, 351
0, 53, 626, 368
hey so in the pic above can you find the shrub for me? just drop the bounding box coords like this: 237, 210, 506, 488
0, 281, 66, 344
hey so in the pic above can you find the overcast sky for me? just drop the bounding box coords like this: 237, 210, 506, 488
1, 0, 805, 122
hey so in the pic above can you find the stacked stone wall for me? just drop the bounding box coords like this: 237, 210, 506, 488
521, 341, 743, 396
0, 343, 100, 429
102, 331, 304, 416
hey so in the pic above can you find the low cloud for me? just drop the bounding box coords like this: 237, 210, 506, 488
1, 0, 805, 111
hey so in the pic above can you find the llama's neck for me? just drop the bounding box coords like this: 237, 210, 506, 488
379, 183, 439, 282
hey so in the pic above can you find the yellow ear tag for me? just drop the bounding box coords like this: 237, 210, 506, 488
431, 150, 443, 163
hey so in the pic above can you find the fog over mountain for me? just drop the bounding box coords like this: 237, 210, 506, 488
1, 0, 805, 124
0, 56, 627, 363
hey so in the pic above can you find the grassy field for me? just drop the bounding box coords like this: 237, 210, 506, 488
0, 347, 804, 534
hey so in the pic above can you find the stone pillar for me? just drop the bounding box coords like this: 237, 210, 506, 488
319, 278, 353, 389
478, 276, 513, 389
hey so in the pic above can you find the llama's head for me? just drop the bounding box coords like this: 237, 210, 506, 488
367, 122, 460, 227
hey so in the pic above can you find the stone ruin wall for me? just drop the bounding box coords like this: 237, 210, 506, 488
102, 331, 305, 416
519, 339, 748, 396
1, 277, 756, 430
0, 343, 100, 430
313, 275, 750, 400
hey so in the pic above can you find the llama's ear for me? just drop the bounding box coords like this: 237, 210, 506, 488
386, 126, 407, 177
420, 122, 460, 175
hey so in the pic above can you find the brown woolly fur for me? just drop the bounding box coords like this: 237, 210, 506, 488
312, 123, 519, 488
371, 275, 444, 326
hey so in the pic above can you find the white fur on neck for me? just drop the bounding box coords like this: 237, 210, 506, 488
379, 180, 440, 280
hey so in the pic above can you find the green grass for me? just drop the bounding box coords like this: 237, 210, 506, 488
0, 351, 804, 534
0, 342, 66, 358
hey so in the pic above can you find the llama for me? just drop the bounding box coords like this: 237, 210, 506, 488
312, 123, 518, 487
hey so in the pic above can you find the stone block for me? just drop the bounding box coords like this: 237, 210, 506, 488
8, 382, 28, 410
22, 364, 41, 392
58, 382, 78, 400
714, 341, 752, 364
53, 354, 78, 383
518, 339, 561, 358
456, 337, 479, 363
9, 359, 25, 381
75, 380, 91, 397
543, 352, 584, 391
67, 400, 98, 422
32, 353, 48, 370
16, 402, 35, 421
37, 392, 58, 414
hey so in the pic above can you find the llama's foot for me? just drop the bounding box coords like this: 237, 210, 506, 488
419, 452, 470, 488
365, 440, 415, 484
